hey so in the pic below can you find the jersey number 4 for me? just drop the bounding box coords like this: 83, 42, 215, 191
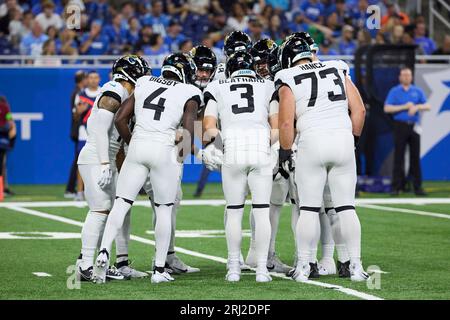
143, 87, 168, 120
294, 67, 346, 107
230, 84, 255, 114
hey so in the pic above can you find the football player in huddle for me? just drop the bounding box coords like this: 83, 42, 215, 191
95, 53, 202, 284
203, 51, 279, 282
276, 35, 368, 282
76, 55, 150, 281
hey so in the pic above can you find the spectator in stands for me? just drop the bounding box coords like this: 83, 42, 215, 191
135, 24, 153, 52
289, 12, 309, 33
381, 2, 410, 27
338, 24, 357, 55
301, 0, 325, 24
35, 0, 63, 31
85, 0, 110, 25
0, 0, 23, 18
414, 22, 436, 55
227, 2, 249, 31
164, 19, 186, 52
45, 25, 58, 41
384, 67, 430, 196
7, 8, 23, 48
126, 16, 140, 46
266, 0, 290, 11
120, 1, 136, 28
352, 0, 370, 29
401, 29, 424, 55
389, 24, 404, 44
57, 28, 78, 55
245, 16, 269, 42
79, 20, 109, 55
267, 14, 283, 43
356, 29, 372, 47
20, 20, 48, 55
143, 33, 169, 68
141, 0, 169, 37
179, 38, 193, 53
103, 13, 127, 55
34, 38, 61, 65
0, 95, 16, 197
167, 0, 190, 19
433, 35, 450, 56
207, 11, 227, 35
319, 38, 338, 56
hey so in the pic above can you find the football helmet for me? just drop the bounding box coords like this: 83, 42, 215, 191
250, 39, 278, 79
161, 53, 197, 84
223, 31, 252, 57
112, 55, 151, 84
225, 51, 256, 78
279, 37, 313, 69
190, 45, 217, 88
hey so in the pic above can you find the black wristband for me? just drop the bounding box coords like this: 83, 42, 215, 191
354, 135, 360, 147
279, 148, 292, 162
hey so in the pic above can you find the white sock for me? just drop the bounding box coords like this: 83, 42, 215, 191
269, 204, 282, 255
115, 210, 131, 263
80, 211, 107, 270
328, 208, 350, 262
154, 204, 172, 268
319, 210, 335, 260
100, 198, 132, 254
252, 207, 271, 272
225, 207, 244, 269
168, 200, 178, 253
337, 209, 362, 265
248, 209, 256, 251
296, 210, 320, 266
291, 205, 300, 263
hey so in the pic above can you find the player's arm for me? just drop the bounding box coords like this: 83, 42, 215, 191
202, 89, 220, 145
180, 98, 199, 161
346, 77, 366, 140
278, 85, 296, 150
269, 100, 279, 145
114, 94, 135, 145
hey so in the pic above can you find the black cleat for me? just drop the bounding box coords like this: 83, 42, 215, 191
77, 266, 93, 282
286, 268, 295, 277
106, 266, 129, 281
308, 262, 319, 279
337, 260, 351, 278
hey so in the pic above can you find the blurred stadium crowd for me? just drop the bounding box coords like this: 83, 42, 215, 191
0, 0, 449, 67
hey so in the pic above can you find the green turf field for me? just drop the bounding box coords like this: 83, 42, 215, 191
1, 183, 449, 300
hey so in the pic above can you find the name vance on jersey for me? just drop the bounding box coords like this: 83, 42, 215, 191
148, 76, 179, 86
297, 62, 326, 71
219, 77, 266, 85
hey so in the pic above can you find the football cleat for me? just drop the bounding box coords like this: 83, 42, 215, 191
76, 266, 93, 282
291, 263, 311, 282
308, 262, 320, 279
337, 260, 351, 278
166, 253, 200, 274
350, 263, 369, 282
256, 269, 272, 283
93, 248, 109, 284
318, 258, 337, 275
267, 252, 292, 274
225, 269, 241, 282
106, 266, 127, 280
115, 260, 147, 278
151, 269, 175, 284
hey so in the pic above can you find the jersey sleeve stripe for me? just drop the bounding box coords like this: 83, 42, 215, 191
100, 91, 122, 105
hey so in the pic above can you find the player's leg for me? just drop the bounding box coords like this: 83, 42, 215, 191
222, 163, 247, 282
327, 131, 368, 282
77, 164, 114, 280
292, 138, 327, 282
318, 182, 337, 275
248, 160, 273, 282
94, 156, 149, 283
148, 146, 180, 283
327, 207, 351, 277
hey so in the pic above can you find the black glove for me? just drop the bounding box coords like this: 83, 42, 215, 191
279, 148, 294, 178
354, 135, 360, 148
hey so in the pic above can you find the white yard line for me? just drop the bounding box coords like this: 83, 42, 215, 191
32, 272, 52, 277
359, 204, 450, 219
4, 204, 383, 301
1, 198, 450, 208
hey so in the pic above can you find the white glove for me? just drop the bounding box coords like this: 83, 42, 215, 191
97, 164, 113, 189
200, 144, 223, 171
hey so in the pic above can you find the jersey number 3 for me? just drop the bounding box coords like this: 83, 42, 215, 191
294, 67, 346, 107
230, 84, 255, 114
143, 87, 168, 120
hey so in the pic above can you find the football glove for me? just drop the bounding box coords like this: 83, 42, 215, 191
198, 144, 223, 171
97, 164, 113, 189
279, 148, 295, 177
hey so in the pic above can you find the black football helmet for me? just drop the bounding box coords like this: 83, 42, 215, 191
190, 45, 217, 88
279, 36, 313, 69
112, 55, 151, 84
250, 38, 278, 79
288, 31, 318, 53
161, 53, 197, 84
267, 46, 281, 78
223, 31, 252, 57
225, 51, 256, 78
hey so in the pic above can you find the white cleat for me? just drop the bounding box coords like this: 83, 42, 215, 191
256, 269, 272, 283
267, 252, 292, 274
166, 253, 200, 274
151, 270, 175, 283
318, 258, 337, 275
225, 270, 241, 282
350, 263, 369, 282
239, 252, 251, 271
291, 263, 311, 282
245, 246, 257, 268
93, 249, 109, 284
